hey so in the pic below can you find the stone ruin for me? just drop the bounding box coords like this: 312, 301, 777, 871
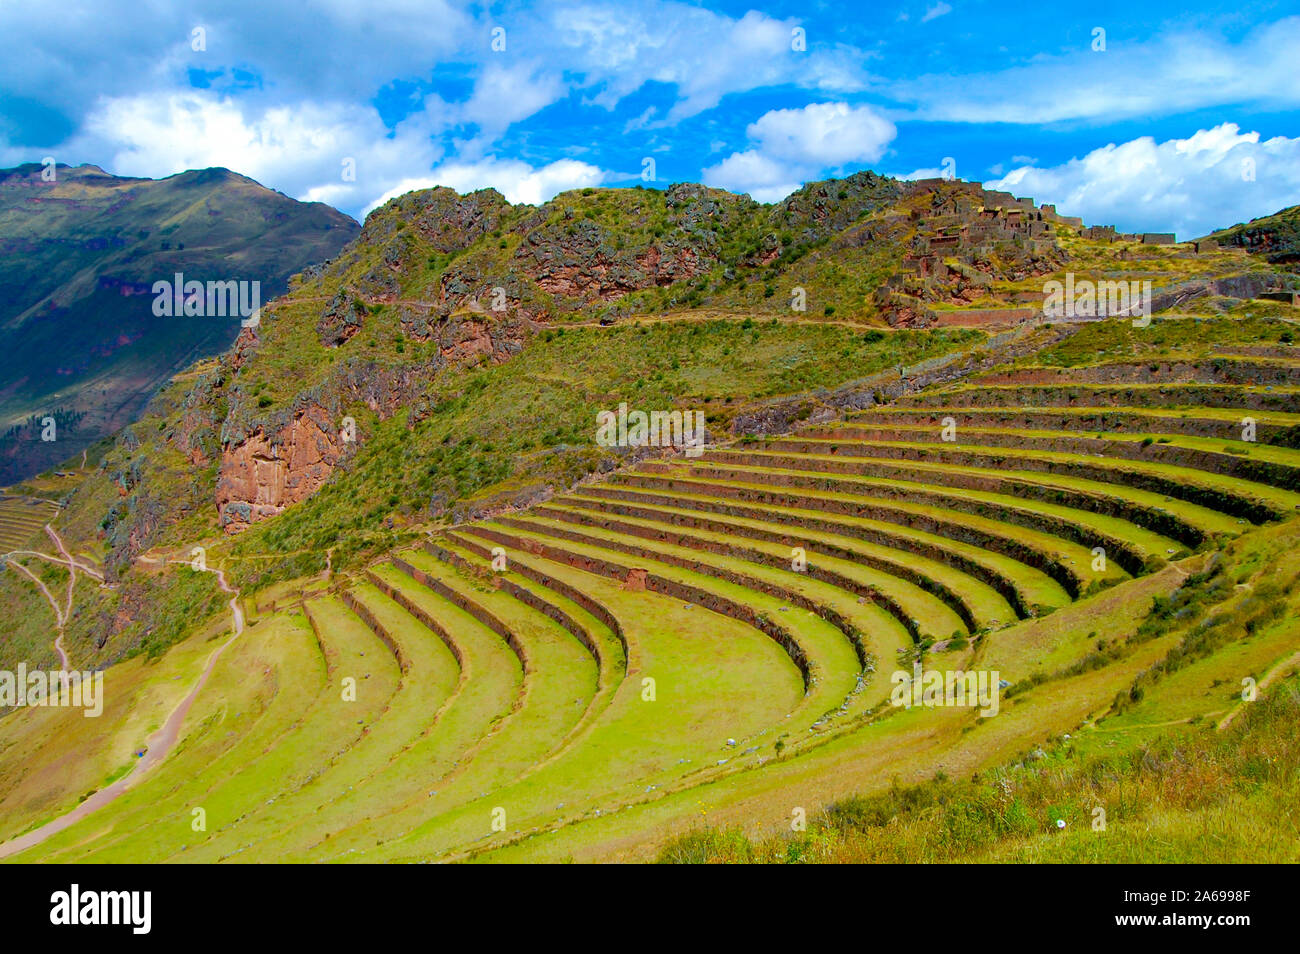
874, 179, 1207, 329
874, 179, 1067, 327
1081, 224, 1178, 245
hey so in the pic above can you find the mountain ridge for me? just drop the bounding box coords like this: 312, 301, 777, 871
2, 169, 1296, 670
0, 161, 360, 484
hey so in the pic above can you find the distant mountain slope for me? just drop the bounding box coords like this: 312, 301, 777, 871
1205, 205, 1300, 264
0, 163, 358, 484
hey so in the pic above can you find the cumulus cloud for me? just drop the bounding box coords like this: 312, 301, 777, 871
457, 61, 568, 142
0, 0, 881, 218
0, 0, 473, 127
48, 91, 454, 220
364, 157, 608, 214
746, 102, 896, 165
4, 0, 1297, 232
64, 89, 610, 217
987, 123, 1300, 238
2, 0, 866, 133
703, 152, 804, 204
703, 102, 896, 202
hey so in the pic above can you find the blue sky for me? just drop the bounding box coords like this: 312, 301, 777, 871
1, 0, 1298, 237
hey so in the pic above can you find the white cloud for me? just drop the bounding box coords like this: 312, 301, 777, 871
364, 158, 608, 214
32, 83, 604, 220
550, 4, 869, 120
746, 102, 896, 166
62, 91, 449, 220
6, 0, 1296, 238
892, 16, 1300, 124
987, 123, 1300, 238
702, 152, 803, 204
0, 0, 474, 119
0, 0, 882, 220
457, 61, 567, 141
703, 102, 896, 202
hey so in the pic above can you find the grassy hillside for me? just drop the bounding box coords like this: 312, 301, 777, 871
659, 672, 1300, 863
3, 309, 1300, 863
1, 174, 1298, 865
1206, 204, 1300, 265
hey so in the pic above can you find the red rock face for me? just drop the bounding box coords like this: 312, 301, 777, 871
211, 313, 529, 533
229, 326, 260, 370
526, 242, 710, 304
216, 406, 343, 533
623, 568, 649, 592
440, 318, 497, 364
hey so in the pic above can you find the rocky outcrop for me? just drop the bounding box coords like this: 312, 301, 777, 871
316, 289, 367, 346
214, 309, 531, 533
404, 187, 510, 253
1207, 206, 1300, 265
216, 406, 343, 533
518, 223, 711, 301
1146, 272, 1294, 312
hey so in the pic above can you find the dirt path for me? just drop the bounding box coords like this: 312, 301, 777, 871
52, 633, 70, 670
2, 524, 107, 669
564, 310, 880, 331
1217, 648, 1300, 730
46, 524, 103, 581
0, 560, 244, 860
49, 528, 76, 630
2, 548, 101, 581
4, 559, 65, 628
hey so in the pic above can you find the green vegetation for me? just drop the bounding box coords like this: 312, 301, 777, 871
657, 673, 1300, 863
1019, 316, 1298, 368
3, 177, 1299, 865
0, 162, 357, 485
1208, 204, 1300, 265
223, 321, 979, 591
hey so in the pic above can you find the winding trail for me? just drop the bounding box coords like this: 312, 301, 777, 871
0, 557, 244, 860
2, 524, 105, 669
1217, 648, 1300, 730
5, 533, 73, 667
4, 560, 67, 659
3, 548, 102, 582
47, 524, 104, 582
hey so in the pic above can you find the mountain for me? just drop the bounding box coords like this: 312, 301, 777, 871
0, 163, 359, 484
2, 173, 1300, 864
78, 173, 1056, 566
1205, 204, 1300, 264
6, 174, 1294, 650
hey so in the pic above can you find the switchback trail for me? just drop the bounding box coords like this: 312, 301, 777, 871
0, 558, 245, 860
0, 524, 98, 668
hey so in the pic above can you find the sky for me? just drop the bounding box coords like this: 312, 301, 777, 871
1, 0, 1298, 238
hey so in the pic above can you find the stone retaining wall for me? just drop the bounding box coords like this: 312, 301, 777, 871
580, 484, 1037, 618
